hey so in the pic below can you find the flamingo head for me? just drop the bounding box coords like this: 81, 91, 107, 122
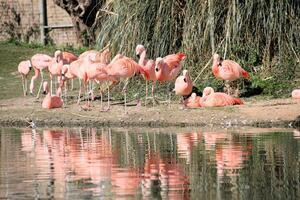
42, 81, 49, 95
155, 57, 164, 72
54, 50, 63, 63
203, 87, 214, 97
213, 53, 223, 66
135, 44, 145, 57
190, 93, 197, 99
182, 69, 189, 77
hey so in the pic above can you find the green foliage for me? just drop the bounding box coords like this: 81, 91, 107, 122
94, 0, 299, 97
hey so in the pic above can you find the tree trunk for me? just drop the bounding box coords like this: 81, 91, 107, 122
53, 0, 102, 46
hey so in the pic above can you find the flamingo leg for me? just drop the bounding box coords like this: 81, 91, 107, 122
25, 76, 28, 95
50, 77, 53, 96
77, 78, 82, 104
151, 81, 156, 106
107, 83, 110, 110
36, 70, 44, 99
145, 80, 148, 106
122, 78, 129, 114
21, 75, 26, 96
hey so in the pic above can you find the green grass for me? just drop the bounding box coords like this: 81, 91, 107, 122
0, 41, 88, 99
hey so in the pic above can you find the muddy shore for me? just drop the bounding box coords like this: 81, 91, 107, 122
0, 97, 299, 128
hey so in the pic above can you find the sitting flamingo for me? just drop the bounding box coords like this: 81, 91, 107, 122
42, 81, 63, 109
200, 87, 243, 107
183, 93, 201, 108
292, 89, 300, 99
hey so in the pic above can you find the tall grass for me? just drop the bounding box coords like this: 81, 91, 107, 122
95, 0, 300, 97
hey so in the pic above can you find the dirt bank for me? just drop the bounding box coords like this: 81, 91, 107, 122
0, 97, 299, 128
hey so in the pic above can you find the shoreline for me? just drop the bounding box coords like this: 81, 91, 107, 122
0, 96, 299, 129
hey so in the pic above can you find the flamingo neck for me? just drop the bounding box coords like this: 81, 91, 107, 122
138, 50, 147, 66
28, 60, 32, 68
212, 62, 219, 77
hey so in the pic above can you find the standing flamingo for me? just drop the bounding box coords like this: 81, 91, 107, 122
105, 56, 149, 113
154, 52, 185, 106
292, 89, 300, 99
212, 53, 250, 95
155, 52, 185, 81
79, 49, 110, 64
30, 53, 53, 98
135, 44, 157, 105
42, 81, 63, 109
48, 51, 64, 95
18, 60, 32, 96
174, 69, 193, 96
200, 87, 243, 107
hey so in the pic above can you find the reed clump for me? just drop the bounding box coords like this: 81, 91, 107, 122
95, 0, 300, 97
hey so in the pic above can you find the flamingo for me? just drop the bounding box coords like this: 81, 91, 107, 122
17, 60, 32, 96
135, 44, 157, 105
155, 52, 186, 81
81, 56, 120, 110
200, 87, 243, 107
212, 53, 250, 95
292, 89, 300, 99
61, 59, 87, 105
155, 52, 185, 106
48, 51, 64, 95
42, 81, 63, 109
79, 49, 111, 64
174, 69, 193, 96
54, 50, 78, 90
183, 93, 201, 108
29, 53, 53, 98
105, 56, 149, 113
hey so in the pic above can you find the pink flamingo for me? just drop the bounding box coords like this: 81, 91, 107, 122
17, 60, 32, 96
292, 89, 300, 99
183, 93, 201, 108
135, 44, 157, 105
48, 51, 64, 95
155, 52, 185, 106
212, 53, 250, 94
155, 52, 185, 81
105, 56, 149, 113
29, 53, 53, 98
42, 81, 63, 109
79, 49, 110, 64
200, 87, 243, 107
174, 69, 193, 96
212, 53, 249, 81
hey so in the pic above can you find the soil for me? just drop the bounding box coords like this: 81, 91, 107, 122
0, 96, 299, 129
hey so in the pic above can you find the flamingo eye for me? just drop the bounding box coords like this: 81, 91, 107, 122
155, 67, 159, 72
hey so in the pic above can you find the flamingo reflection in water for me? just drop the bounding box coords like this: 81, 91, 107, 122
203, 132, 252, 179
142, 153, 189, 200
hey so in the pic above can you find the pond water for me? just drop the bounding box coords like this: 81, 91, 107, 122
1, 127, 300, 199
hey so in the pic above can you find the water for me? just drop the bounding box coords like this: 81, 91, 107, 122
1, 127, 300, 199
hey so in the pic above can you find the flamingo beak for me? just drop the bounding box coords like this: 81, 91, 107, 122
61, 74, 65, 81
42, 90, 46, 95
136, 54, 140, 59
